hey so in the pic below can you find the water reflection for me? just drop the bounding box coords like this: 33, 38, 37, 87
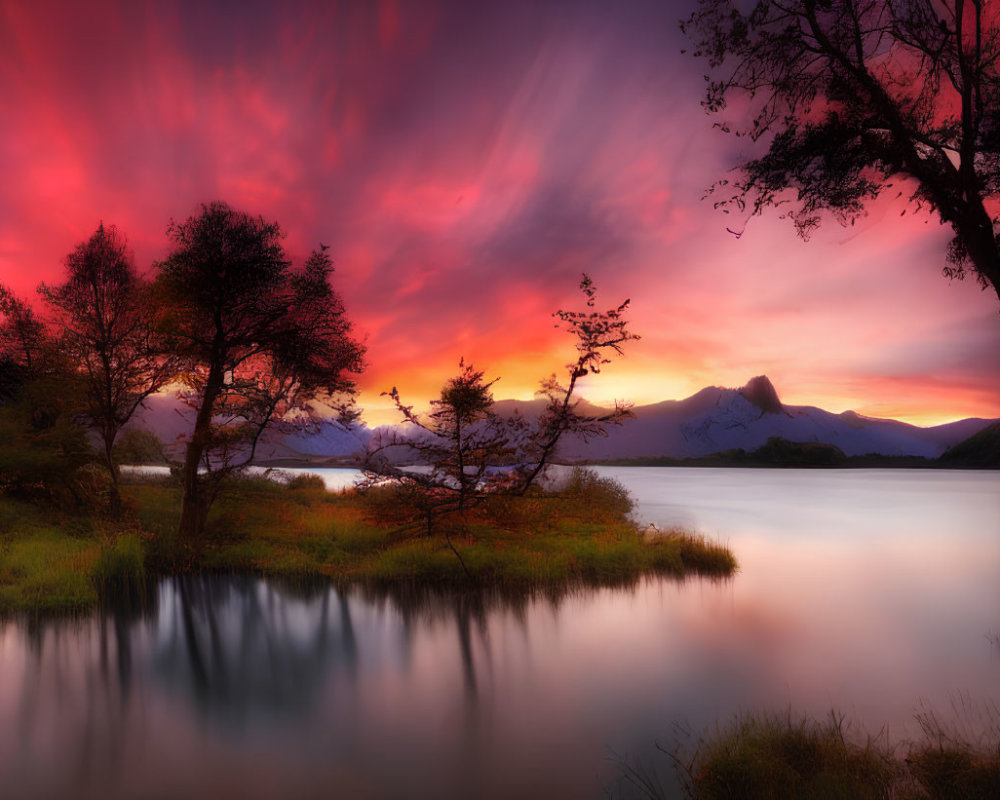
2, 468, 997, 799
152, 577, 361, 724
5, 576, 680, 798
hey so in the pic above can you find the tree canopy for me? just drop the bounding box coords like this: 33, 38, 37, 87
514, 274, 639, 493
373, 360, 510, 517
364, 274, 638, 540
40, 223, 177, 498
155, 201, 364, 549
0, 283, 46, 387
682, 0, 1000, 301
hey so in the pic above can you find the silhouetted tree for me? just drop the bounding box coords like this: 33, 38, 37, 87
376, 361, 509, 511
0, 283, 46, 399
366, 362, 514, 563
40, 224, 178, 502
364, 275, 637, 539
513, 274, 638, 493
0, 284, 102, 505
155, 202, 364, 553
113, 427, 166, 466
682, 0, 1000, 301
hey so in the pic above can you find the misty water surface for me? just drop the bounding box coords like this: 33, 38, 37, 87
1, 468, 997, 799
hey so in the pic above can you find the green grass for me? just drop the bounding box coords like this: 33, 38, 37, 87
144, 467, 739, 591
659, 704, 1000, 800
0, 468, 737, 613
0, 527, 97, 613
191, 488, 727, 589
0, 498, 151, 613
91, 533, 147, 607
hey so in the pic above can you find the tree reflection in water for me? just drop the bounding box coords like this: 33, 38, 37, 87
4, 575, 596, 799
153, 575, 361, 725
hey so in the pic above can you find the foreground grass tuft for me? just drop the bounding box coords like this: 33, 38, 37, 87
684, 710, 897, 800
0, 500, 151, 613
660, 704, 1000, 800
0, 528, 97, 613
907, 698, 1000, 800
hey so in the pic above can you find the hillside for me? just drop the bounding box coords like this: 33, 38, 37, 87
937, 421, 1000, 467
128, 376, 997, 465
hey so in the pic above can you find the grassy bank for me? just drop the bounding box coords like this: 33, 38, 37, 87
641, 704, 1000, 800
0, 498, 145, 613
0, 468, 736, 614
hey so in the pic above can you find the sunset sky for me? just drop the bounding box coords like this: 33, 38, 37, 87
1, 0, 998, 426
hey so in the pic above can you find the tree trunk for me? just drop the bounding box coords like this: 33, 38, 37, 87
103, 433, 122, 513
177, 362, 225, 554
456, 418, 465, 512
955, 209, 1000, 303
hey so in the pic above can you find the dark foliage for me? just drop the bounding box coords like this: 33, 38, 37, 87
0, 378, 101, 509
513, 274, 639, 492
751, 436, 848, 466
113, 427, 167, 466
938, 419, 1000, 466
0, 285, 105, 508
0, 284, 46, 381
40, 223, 179, 499
154, 201, 364, 552
682, 0, 1000, 300
364, 275, 638, 546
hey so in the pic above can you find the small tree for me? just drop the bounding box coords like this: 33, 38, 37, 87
155, 202, 364, 553
113, 427, 166, 466
40, 224, 178, 502
513, 274, 639, 493
369, 360, 511, 515
0, 286, 98, 506
364, 362, 511, 576
0, 284, 46, 398
682, 0, 1000, 302
364, 274, 638, 537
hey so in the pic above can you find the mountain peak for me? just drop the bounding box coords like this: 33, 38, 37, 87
739, 375, 783, 414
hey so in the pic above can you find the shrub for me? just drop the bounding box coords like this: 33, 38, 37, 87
672, 532, 738, 575
908, 699, 1000, 799
0, 403, 98, 508
286, 472, 327, 491
560, 467, 635, 518
687, 711, 897, 800
113, 428, 166, 465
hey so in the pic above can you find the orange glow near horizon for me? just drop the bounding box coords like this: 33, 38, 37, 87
355, 363, 997, 429
0, 0, 997, 429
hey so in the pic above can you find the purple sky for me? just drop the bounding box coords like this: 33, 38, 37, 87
1, 0, 997, 424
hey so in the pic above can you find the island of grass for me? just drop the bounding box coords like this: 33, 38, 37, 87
0, 468, 736, 615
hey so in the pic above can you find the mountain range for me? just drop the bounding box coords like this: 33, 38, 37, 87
131, 375, 996, 465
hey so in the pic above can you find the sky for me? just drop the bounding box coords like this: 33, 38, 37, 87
0, 0, 997, 427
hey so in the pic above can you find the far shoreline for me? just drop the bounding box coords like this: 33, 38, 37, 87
245, 457, 998, 471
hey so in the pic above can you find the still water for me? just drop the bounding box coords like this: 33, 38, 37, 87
1, 468, 997, 798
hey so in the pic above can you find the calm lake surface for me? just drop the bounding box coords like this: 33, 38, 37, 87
2, 468, 997, 798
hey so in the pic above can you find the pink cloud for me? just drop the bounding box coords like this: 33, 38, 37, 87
0, 0, 995, 427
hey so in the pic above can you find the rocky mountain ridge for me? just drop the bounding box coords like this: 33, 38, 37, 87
130, 376, 996, 464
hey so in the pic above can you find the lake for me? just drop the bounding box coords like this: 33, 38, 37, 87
2, 468, 997, 798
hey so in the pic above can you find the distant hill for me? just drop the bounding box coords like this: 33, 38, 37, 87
937, 421, 1000, 468
127, 376, 998, 466
128, 394, 371, 465
531, 376, 995, 462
